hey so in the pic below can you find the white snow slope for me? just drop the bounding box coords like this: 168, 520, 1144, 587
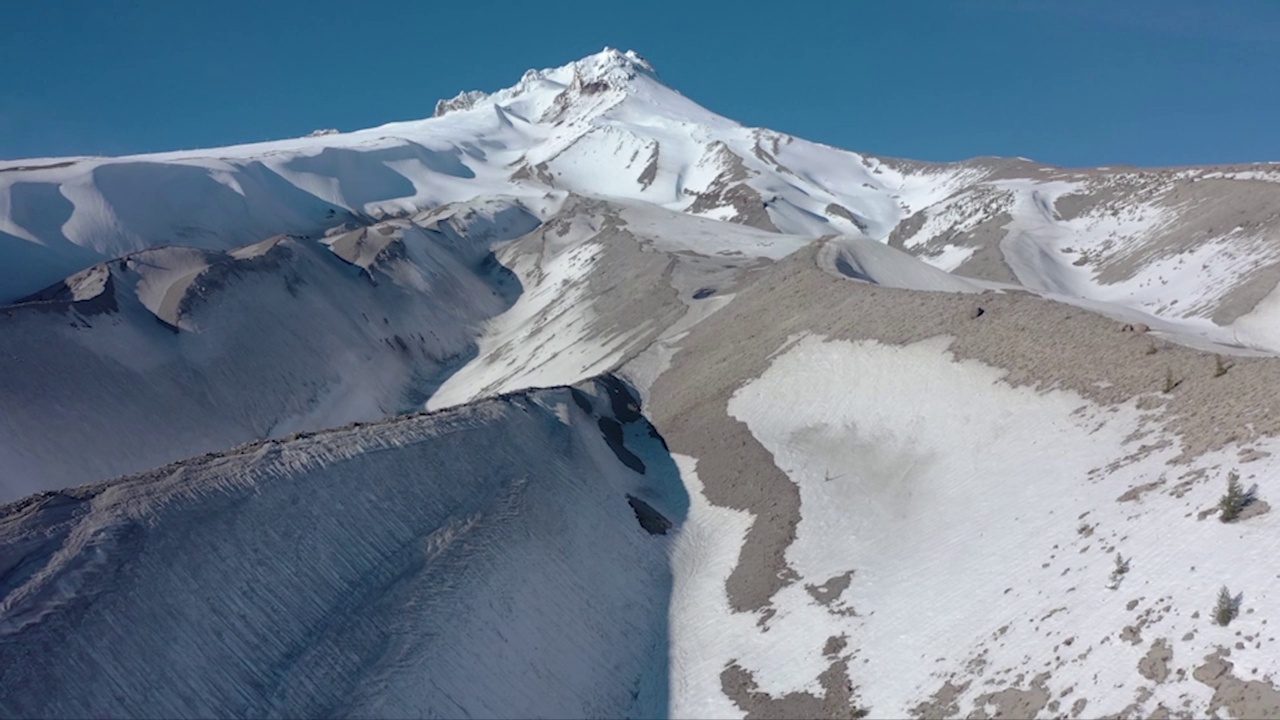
724, 334, 1280, 717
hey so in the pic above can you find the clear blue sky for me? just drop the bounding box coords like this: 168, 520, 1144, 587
3, 1, 1278, 167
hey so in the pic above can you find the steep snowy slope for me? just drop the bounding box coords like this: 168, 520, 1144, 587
428, 195, 811, 410
0, 377, 688, 719
0, 197, 539, 500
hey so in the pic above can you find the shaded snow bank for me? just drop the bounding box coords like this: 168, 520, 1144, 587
0, 377, 688, 719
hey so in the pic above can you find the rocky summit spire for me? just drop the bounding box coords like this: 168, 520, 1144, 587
433, 48, 657, 118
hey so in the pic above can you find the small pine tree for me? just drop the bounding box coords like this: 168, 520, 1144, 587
1214, 585, 1239, 626
1107, 552, 1131, 589
1113, 553, 1130, 578
1219, 471, 1244, 522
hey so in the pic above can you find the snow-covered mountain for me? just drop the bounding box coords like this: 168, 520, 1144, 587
4, 48, 1280, 718
0, 48, 974, 302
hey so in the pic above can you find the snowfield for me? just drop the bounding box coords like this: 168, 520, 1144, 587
5, 47, 1280, 719
726, 334, 1280, 717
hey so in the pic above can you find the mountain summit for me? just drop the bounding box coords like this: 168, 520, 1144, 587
0, 46, 900, 300
433, 47, 658, 117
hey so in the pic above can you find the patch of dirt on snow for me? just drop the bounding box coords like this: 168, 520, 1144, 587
1193, 647, 1280, 718
1139, 638, 1173, 683
721, 656, 867, 719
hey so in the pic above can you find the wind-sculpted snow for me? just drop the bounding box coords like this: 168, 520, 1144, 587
0, 193, 797, 501
0, 377, 689, 719
0, 198, 539, 501
816, 234, 994, 293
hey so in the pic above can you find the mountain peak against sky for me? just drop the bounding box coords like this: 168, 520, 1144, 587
0, 46, 887, 299
433, 47, 657, 118
8, 45, 1280, 364
6, 3, 1280, 166
572, 47, 657, 81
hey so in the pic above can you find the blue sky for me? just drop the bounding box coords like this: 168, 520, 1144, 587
3, 1, 1278, 167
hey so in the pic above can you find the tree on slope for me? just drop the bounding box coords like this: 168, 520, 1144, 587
1219, 471, 1245, 522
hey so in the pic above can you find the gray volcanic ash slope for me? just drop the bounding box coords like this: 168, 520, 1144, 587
3, 48, 1280, 718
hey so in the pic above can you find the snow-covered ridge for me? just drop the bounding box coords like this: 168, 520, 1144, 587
0, 194, 798, 502
6, 46, 1280, 344
0, 376, 689, 719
